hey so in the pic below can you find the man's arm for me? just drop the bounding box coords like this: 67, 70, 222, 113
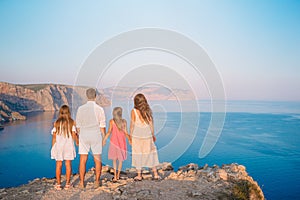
99, 107, 106, 138
75, 107, 81, 132
100, 127, 106, 139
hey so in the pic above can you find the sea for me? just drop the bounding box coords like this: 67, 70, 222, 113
0, 100, 299, 199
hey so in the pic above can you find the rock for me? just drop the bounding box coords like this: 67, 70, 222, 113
189, 190, 202, 197
136, 189, 151, 198
36, 190, 44, 194
11, 111, 26, 120
102, 165, 112, 173
156, 162, 174, 171
0, 163, 265, 200
142, 174, 153, 180
203, 163, 209, 170
179, 163, 199, 172
230, 164, 239, 173
142, 170, 151, 174
238, 165, 246, 171
109, 168, 115, 174
20, 189, 29, 194
217, 169, 228, 181
213, 164, 219, 169
0, 82, 111, 121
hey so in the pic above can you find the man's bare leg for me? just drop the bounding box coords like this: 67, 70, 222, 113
79, 154, 88, 187
93, 154, 102, 187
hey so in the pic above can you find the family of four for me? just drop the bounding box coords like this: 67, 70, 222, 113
50, 88, 160, 190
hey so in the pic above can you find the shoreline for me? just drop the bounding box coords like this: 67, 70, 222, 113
0, 162, 264, 200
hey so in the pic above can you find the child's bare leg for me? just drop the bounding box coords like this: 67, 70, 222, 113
65, 160, 72, 185
117, 160, 122, 179
112, 159, 117, 181
56, 161, 63, 185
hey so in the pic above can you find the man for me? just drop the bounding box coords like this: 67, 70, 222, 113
76, 88, 106, 188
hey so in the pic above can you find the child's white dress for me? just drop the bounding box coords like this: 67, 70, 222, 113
51, 126, 76, 161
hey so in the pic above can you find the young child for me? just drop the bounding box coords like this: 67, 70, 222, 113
51, 105, 78, 190
103, 107, 131, 182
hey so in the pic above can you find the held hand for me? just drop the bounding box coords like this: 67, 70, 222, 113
76, 140, 79, 146
152, 135, 156, 142
102, 139, 106, 146
127, 135, 132, 145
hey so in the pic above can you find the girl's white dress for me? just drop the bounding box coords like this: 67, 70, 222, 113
132, 109, 159, 169
51, 126, 76, 161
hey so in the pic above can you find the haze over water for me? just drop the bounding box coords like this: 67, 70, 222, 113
0, 101, 299, 199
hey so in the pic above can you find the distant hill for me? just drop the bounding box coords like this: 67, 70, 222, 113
103, 86, 195, 101
0, 82, 195, 122
0, 82, 110, 122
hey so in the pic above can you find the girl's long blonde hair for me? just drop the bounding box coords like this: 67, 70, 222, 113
134, 93, 153, 124
54, 105, 74, 138
113, 107, 125, 131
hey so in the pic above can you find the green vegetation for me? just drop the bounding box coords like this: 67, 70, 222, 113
232, 180, 250, 200
19, 84, 48, 92
217, 180, 264, 200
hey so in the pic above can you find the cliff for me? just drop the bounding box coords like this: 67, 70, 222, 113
0, 82, 110, 122
0, 163, 264, 200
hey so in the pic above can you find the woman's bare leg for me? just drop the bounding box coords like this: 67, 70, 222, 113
152, 166, 159, 177
135, 169, 142, 180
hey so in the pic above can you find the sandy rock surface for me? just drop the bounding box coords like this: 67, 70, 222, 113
0, 163, 264, 200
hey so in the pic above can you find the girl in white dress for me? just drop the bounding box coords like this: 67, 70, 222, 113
51, 105, 78, 190
130, 93, 160, 181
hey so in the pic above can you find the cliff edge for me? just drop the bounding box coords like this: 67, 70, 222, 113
0, 82, 110, 122
0, 163, 264, 200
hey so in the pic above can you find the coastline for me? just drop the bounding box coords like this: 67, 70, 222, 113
0, 163, 264, 200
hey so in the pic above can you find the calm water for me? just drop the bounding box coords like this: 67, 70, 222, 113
0, 101, 300, 199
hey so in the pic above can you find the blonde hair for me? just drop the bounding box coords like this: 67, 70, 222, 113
113, 107, 125, 131
54, 105, 74, 138
134, 93, 152, 124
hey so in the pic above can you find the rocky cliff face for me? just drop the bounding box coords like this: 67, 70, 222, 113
0, 82, 110, 122
0, 163, 264, 200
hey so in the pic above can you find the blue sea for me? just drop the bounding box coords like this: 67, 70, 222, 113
0, 101, 299, 199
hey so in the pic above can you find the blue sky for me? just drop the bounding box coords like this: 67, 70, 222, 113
0, 0, 299, 101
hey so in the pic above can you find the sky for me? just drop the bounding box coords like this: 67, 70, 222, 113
0, 0, 299, 101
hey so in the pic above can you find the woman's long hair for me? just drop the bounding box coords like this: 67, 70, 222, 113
134, 93, 153, 124
113, 107, 125, 131
54, 105, 74, 138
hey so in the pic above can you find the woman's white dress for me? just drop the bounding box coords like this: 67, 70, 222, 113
132, 109, 159, 169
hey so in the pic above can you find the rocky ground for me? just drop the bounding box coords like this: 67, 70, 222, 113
0, 163, 264, 200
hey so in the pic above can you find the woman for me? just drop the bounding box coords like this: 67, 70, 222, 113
130, 93, 160, 180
